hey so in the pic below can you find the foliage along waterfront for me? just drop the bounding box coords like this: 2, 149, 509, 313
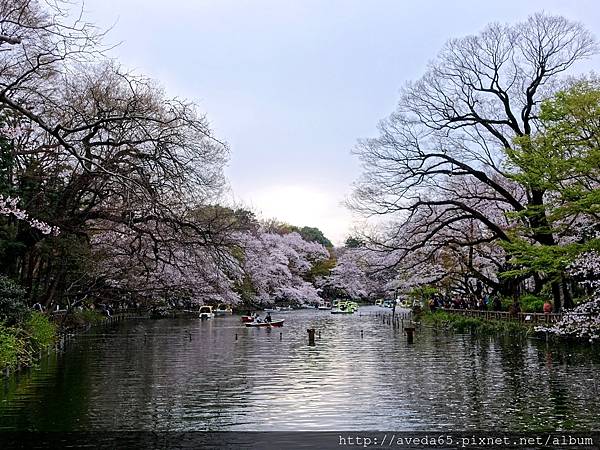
0, 0, 599, 375
421, 311, 532, 337
0, 274, 56, 372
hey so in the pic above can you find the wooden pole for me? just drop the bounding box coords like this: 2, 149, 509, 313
307, 328, 315, 346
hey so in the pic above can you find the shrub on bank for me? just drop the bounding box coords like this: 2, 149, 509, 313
0, 276, 58, 372
422, 311, 529, 335
78, 309, 105, 325
0, 315, 58, 372
519, 294, 547, 313
62, 309, 105, 329
26, 312, 56, 352
0, 325, 27, 371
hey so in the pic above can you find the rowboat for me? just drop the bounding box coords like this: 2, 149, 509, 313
318, 301, 332, 310
244, 319, 284, 327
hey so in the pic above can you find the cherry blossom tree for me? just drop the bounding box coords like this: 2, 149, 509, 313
320, 246, 393, 300
0, 194, 59, 235
537, 251, 600, 342
92, 221, 241, 307
235, 230, 329, 306
0, 1, 230, 309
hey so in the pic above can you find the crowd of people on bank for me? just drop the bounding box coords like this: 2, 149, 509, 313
427, 293, 503, 312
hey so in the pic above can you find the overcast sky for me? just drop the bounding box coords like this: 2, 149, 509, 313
81, 0, 599, 245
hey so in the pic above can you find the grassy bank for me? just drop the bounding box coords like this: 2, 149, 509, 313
0, 311, 57, 372
0, 273, 112, 373
421, 310, 532, 336
0, 309, 109, 373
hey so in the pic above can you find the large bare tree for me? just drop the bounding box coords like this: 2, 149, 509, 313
352, 14, 598, 310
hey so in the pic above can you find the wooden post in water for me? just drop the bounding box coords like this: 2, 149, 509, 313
392, 288, 397, 323
307, 328, 316, 346
404, 326, 415, 344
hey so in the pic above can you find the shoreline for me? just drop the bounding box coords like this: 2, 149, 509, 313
1, 311, 142, 378
419, 310, 599, 346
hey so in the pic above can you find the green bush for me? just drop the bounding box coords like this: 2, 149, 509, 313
409, 285, 438, 300
1, 312, 57, 372
500, 298, 513, 311
520, 294, 547, 313
0, 275, 28, 325
78, 309, 104, 325
0, 324, 26, 371
423, 311, 529, 336
25, 311, 56, 351
64, 308, 104, 329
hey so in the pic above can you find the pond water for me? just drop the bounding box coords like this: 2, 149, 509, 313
1, 307, 599, 431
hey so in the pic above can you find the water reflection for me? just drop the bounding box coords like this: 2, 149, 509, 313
1, 307, 599, 431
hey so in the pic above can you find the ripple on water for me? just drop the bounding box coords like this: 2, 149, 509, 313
1, 307, 599, 431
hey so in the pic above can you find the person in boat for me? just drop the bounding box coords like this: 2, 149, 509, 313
265, 312, 272, 323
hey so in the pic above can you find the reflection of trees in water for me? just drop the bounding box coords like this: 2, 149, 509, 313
496, 336, 528, 389
461, 335, 492, 427
494, 336, 539, 429
0, 341, 93, 431
534, 341, 600, 429
76, 318, 251, 430
3, 317, 600, 431
491, 337, 600, 430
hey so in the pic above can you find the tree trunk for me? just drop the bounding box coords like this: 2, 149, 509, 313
551, 281, 562, 312
561, 277, 574, 309
529, 188, 565, 308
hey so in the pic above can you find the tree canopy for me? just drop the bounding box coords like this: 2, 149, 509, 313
350, 13, 599, 311
0, 0, 332, 312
